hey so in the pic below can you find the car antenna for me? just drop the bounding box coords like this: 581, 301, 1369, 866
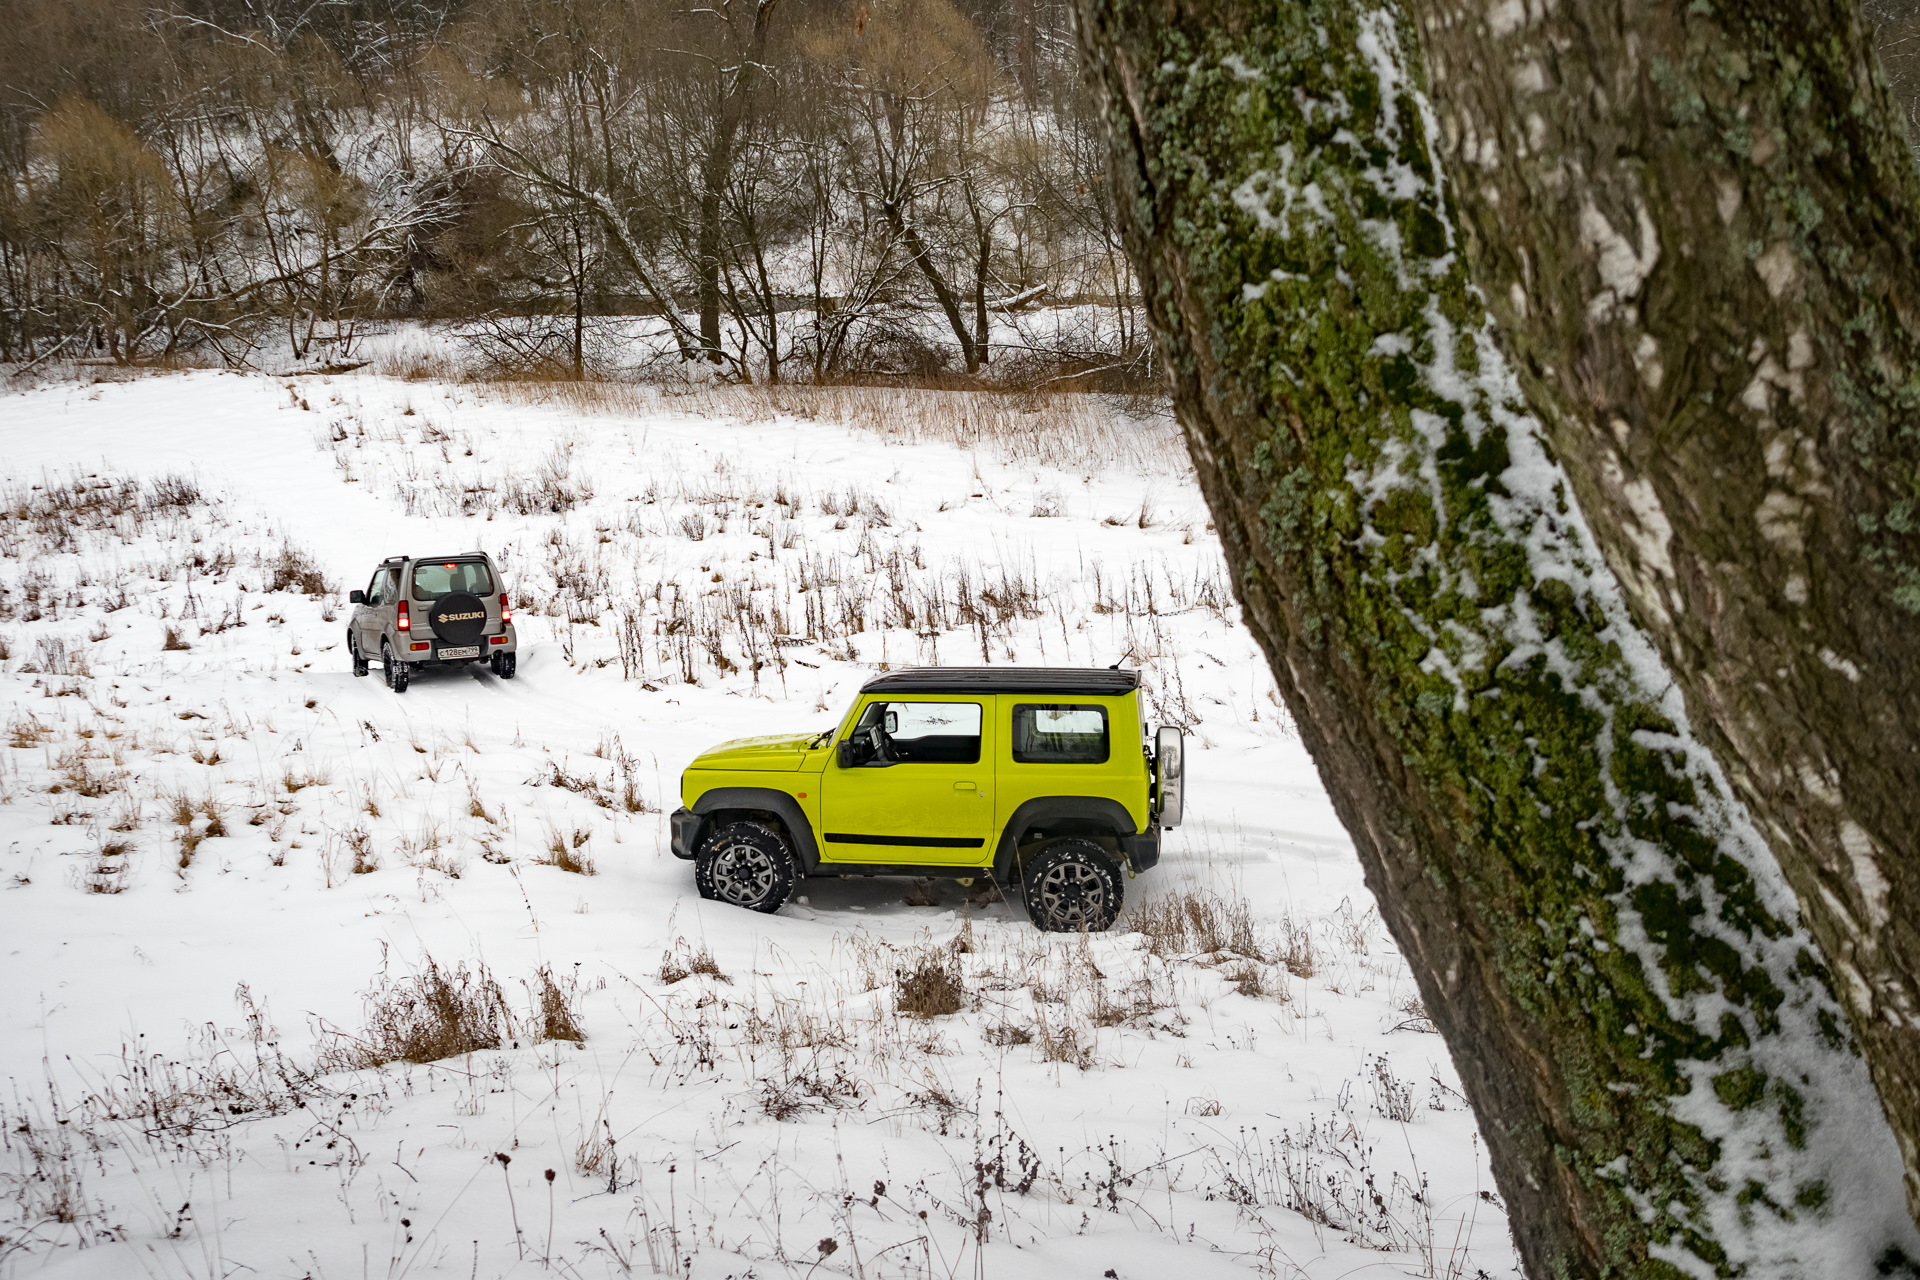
1108, 645, 1137, 671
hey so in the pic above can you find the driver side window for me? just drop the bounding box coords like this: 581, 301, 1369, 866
850, 700, 982, 765
365, 572, 385, 606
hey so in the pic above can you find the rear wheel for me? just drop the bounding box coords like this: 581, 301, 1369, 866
1021, 840, 1122, 933
490, 651, 517, 679
695, 822, 798, 914
382, 640, 409, 694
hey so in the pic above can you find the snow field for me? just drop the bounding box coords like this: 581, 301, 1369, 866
0, 368, 1516, 1278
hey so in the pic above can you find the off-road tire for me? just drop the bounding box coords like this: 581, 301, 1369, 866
490, 651, 517, 679
350, 634, 368, 677
1021, 840, 1122, 933
695, 822, 798, 914
382, 640, 409, 694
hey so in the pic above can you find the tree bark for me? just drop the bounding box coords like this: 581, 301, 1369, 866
884, 196, 982, 373
1068, 0, 1920, 1273
697, 0, 783, 364
1394, 0, 1920, 1221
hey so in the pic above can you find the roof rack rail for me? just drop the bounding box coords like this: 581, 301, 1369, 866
860, 667, 1141, 696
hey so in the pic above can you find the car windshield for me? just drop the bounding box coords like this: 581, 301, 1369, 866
411, 560, 494, 601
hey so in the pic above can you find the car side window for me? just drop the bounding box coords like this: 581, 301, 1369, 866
1011, 704, 1109, 764
853, 700, 982, 765
365, 571, 386, 606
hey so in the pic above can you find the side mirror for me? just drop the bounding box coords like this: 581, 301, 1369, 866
1154, 725, 1184, 827
837, 740, 858, 769
884, 711, 899, 735
349, 590, 366, 604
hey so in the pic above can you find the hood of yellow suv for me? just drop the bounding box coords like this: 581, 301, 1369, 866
688, 732, 821, 772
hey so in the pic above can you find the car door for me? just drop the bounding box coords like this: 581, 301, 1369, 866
997, 697, 1121, 828
359, 568, 395, 655
820, 696, 995, 866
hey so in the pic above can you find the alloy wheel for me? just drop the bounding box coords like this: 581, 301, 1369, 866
1034, 860, 1107, 928
711, 841, 777, 907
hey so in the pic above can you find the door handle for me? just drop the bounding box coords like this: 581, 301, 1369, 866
953, 781, 976, 790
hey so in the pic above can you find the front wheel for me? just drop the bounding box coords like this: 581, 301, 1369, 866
695, 822, 798, 914
1021, 840, 1122, 933
350, 633, 368, 677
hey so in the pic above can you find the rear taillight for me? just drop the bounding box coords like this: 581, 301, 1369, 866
397, 600, 410, 630
500, 593, 512, 625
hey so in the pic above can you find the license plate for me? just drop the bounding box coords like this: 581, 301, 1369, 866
438, 645, 479, 660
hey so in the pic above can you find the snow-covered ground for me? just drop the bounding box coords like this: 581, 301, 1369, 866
0, 368, 1516, 1278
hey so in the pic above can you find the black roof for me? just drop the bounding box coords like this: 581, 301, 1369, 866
859, 667, 1141, 696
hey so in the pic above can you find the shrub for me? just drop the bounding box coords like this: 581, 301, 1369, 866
895, 950, 964, 1018
324, 959, 514, 1069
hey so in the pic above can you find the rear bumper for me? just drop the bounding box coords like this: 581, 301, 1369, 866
670, 808, 705, 860
397, 623, 516, 662
1120, 828, 1160, 873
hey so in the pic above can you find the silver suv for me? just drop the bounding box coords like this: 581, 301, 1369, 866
347, 552, 518, 692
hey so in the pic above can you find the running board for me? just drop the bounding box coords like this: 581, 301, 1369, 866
810, 863, 998, 880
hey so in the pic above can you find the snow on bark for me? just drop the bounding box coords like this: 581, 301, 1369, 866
1070, 0, 1920, 1271
1397, 0, 1920, 1222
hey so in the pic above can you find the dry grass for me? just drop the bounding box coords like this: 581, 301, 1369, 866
1128, 884, 1264, 961
347, 828, 378, 875
162, 626, 191, 651
319, 956, 589, 1071
83, 839, 133, 894
1279, 916, 1318, 979
538, 827, 596, 875
322, 958, 514, 1070
529, 965, 585, 1043
263, 541, 331, 596
895, 950, 964, 1019
657, 941, 727, 985
7, 715, 51, 748
1032, 1011, 1094, 1069
50, 748, 115, 798
481, 381, 1185, 476
282, 766, 329, 793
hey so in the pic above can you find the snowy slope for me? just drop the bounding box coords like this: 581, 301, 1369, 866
0, 369, 1515, 1279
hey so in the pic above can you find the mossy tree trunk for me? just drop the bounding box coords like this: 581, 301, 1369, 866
1068, 0, 1920, 1273
1393, 0, 1920, 1222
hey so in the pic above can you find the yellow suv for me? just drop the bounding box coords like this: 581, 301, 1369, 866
669, 668, 1185, 931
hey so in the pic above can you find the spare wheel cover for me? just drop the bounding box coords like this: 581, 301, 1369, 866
428, 592, 488, 646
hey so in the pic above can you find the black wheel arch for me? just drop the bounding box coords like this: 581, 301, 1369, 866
991, 797, 1143, 881
689, 787, 821, 873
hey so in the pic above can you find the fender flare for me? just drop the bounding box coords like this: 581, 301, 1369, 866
691, 787, 821, 873
991, 797, 1142, 881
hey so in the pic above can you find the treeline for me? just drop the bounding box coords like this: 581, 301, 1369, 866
0, 0, 1142, 381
